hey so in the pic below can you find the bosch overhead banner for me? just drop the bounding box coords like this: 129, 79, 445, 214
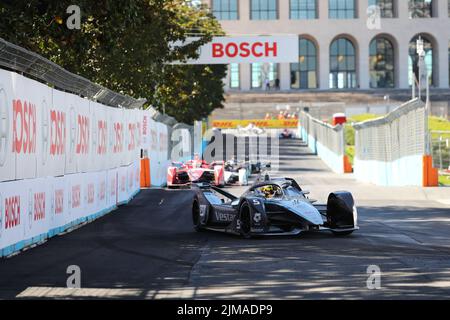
174, 35, 299, 64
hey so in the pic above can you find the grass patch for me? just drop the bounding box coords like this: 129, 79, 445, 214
347, 113, 381, 123
439, 175, 450, 186
429, 116, 450, 139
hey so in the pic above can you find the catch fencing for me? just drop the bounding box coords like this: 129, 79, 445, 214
352, 98, 435, 186
0, 38, 196, 257
298, 112, 346, 174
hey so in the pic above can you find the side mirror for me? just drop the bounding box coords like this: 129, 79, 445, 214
302, 190, 310, 195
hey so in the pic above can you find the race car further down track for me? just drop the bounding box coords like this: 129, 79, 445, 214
191, 177, 359, 238
167, 158, 225, 188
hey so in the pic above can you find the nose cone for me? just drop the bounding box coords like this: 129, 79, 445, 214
279, 200, 323, 225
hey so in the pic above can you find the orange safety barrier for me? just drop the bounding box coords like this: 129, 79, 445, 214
422, 155, 438, 187
343, 155, 353, 173
140, 158, 151, 188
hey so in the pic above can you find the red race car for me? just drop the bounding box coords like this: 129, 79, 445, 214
167, 156, 225, 188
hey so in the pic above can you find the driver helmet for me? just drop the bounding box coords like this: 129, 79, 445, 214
261, 185, 275, 198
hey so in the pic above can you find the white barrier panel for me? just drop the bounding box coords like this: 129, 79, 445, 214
0, 180, 27, 253
0, 69, 16, 182
127, 160, 140, 198
66, 173, 85, 223
117, 166, 128, 204
48, 90, 68, 177
24, 177, 51, 243
49, 175, 68, 234
107, 168, 118, 209
84, 171, 97, 218
96, 170, 108, 215
73, 93, 91, 174
90, 102, 109, 172
110, 108, 125, 169
13, 74, 51, 180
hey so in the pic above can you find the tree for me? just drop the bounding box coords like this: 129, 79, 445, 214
0, 0, 225, 124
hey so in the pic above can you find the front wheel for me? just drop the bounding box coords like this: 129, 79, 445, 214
192, 199, 203, 232
238, 202, 252, 239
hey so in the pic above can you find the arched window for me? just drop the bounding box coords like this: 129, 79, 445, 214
409, 0, 433, 18
291, 38, 317, 89
329, 0, 356, 19
368, 0, 395, 18
370, 37, 395, 88
329, 38, 357, 89
408, 35, 434, 85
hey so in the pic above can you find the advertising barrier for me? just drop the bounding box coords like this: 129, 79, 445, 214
212, 119, 298, 129
298, 112, 346, 174
0, 66, 188, 257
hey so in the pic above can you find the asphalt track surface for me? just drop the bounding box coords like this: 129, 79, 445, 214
1, 139, 450, 299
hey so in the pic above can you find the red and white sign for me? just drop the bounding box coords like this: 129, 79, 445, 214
172, 36, 299, 64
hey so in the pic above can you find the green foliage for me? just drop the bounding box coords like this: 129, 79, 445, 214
0, 0, 226, 124
429, 116, 450, 139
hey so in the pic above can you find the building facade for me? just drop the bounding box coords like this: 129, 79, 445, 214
201, 0, 450, 92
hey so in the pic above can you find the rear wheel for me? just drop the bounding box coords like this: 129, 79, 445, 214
239, 202, 252, 239
192, 199, 203, 232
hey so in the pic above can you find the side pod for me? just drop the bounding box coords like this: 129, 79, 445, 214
326, 192, 356, 229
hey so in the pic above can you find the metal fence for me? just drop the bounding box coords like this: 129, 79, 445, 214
299, 111, 344, 157
0, 37, 145, 109
353, 99, 426, 162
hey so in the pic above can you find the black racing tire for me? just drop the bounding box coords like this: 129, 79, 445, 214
331, 230, 354, 236
192, 199, 203, 232
239, 201, 252, 239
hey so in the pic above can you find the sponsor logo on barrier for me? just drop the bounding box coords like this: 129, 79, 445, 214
55, 189, 64, 214
76, 115, 89, 155
128, 122, 136, 151
5, 195, 20, 229
50, 110, 66, 156
72, 185, 81, 209
99, 180, 106, 201
33, 192, 46, 221
87, 183, 95, 204
113, 122, 123, 153
110, 176, 116, 197
97, 120, 107, 155
212, 119, 298, 129
120, 175, 126, 192
12, 99, 37, 154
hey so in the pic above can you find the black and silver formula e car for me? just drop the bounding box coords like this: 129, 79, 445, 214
191, 178, 358, 238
